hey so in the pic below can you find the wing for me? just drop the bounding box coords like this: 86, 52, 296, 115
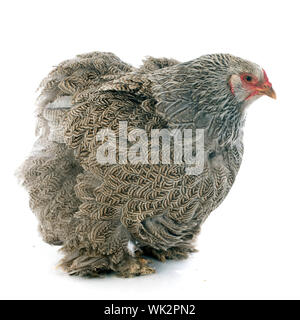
60, 63, 204, 265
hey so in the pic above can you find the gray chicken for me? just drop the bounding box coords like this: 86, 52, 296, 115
19, 52, 276, 277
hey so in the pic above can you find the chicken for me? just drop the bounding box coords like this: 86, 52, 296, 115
19, 52, 276, 277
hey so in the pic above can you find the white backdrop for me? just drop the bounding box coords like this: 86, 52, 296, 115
1, 0, 299, 300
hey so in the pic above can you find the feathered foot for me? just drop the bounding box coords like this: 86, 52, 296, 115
116, 257, 155, 278
58, 251, 109, 277
142, 246, 197, 262
58, 250, 155, 278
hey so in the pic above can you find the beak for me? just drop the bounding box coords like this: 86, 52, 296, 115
258, 84, 277, 99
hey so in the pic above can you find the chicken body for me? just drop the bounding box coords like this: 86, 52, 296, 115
20, 52, 274, 277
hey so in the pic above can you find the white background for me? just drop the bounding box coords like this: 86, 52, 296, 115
0, 0, 299, 300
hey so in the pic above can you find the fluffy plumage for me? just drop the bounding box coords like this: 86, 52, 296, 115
19, 52, 275, 277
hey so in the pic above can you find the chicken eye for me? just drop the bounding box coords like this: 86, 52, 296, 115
245, 75, 252, 82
